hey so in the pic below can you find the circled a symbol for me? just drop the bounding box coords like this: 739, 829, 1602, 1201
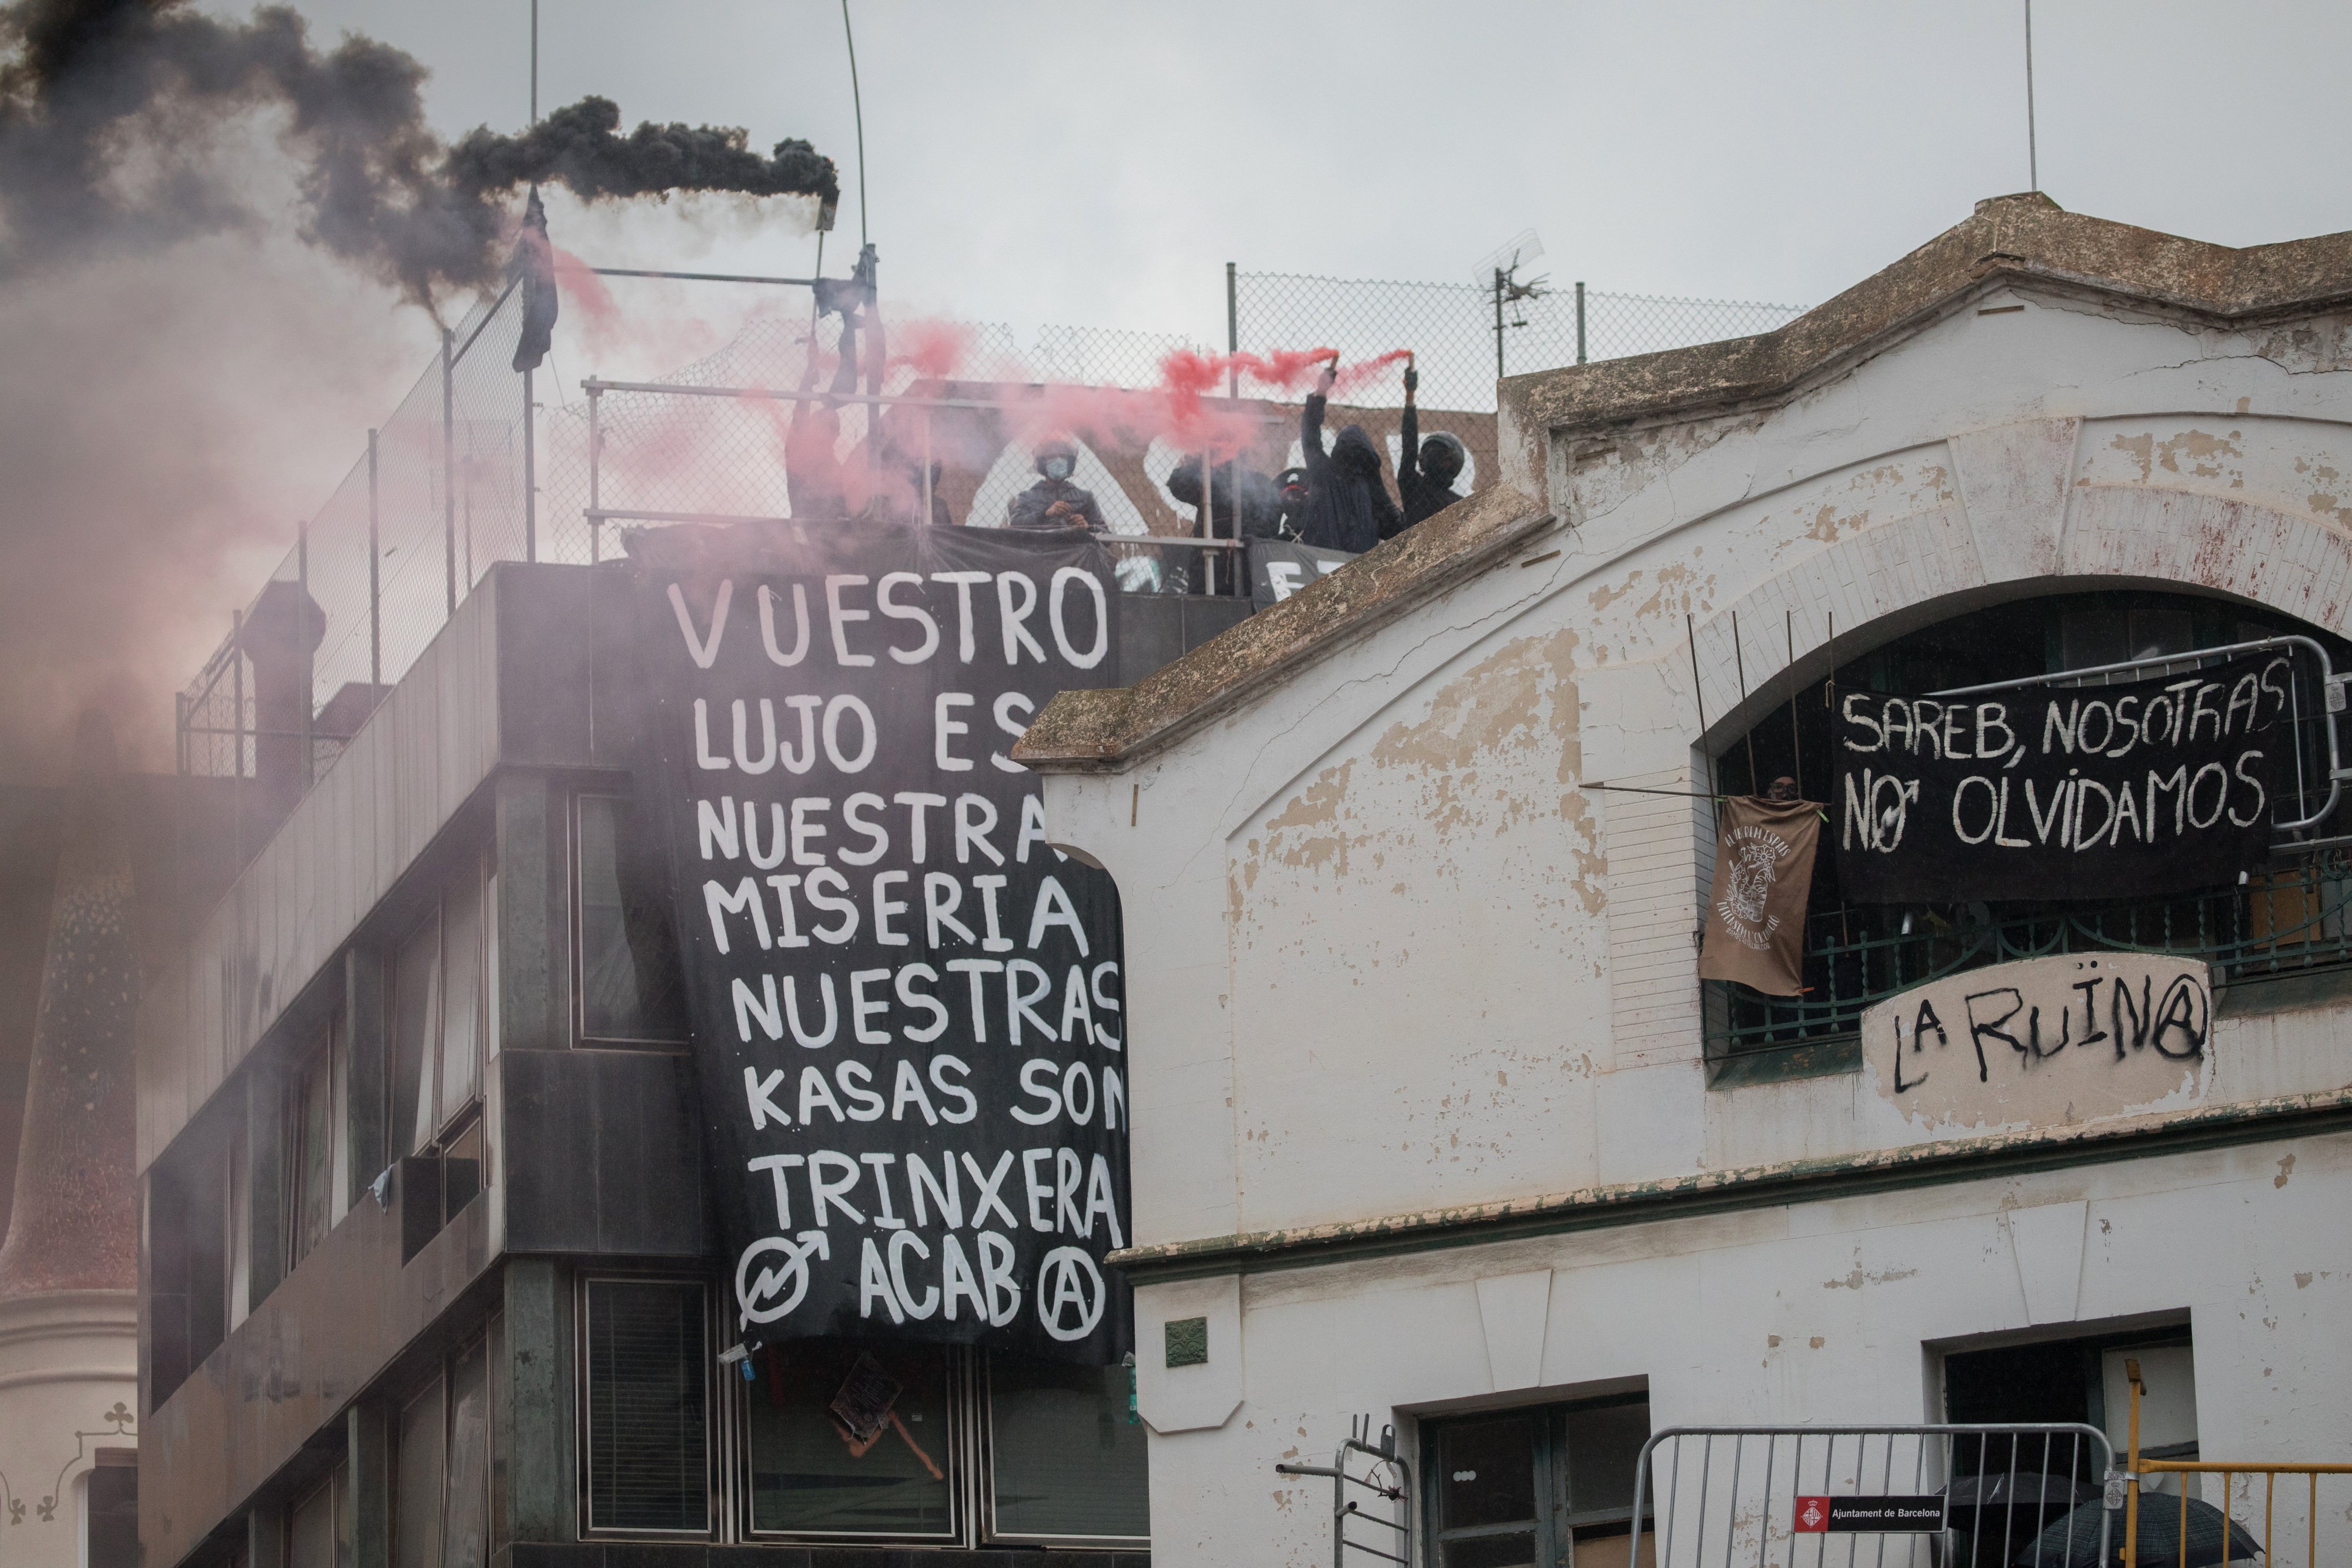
1036, 1246, 1107, 1342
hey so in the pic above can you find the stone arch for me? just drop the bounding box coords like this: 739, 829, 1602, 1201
1685, 486, 2352, 755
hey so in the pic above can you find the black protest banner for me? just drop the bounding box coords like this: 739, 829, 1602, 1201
629, 521, 1131, 1363
1247, 539, 1355, 610
1836, 653, 2291, 902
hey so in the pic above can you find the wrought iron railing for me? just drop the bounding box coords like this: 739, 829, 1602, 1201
1710, 851, 2352, 1057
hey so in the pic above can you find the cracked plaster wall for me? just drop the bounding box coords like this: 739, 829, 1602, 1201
1147, 1138, 2352, 1568
1050, 280, 2352, 1248
1051, 278, 2352, 1568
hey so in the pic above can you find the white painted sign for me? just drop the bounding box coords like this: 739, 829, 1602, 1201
1865, 952, 2208, 1129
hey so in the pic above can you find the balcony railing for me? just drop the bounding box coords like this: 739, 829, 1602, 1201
1708, 851, 2352, 1057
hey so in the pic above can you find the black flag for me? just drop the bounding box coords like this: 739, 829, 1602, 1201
509, 187, 559, 373
629, 521, 1132, 1364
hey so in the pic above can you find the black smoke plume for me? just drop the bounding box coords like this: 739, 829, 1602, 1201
0, 0, 839, 311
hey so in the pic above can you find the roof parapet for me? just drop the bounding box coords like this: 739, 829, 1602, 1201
1015, 484, 1557, 773
1504, 192, 2352, 438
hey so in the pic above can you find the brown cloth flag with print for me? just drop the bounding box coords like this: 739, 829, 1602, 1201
1698, 795, 1822, 997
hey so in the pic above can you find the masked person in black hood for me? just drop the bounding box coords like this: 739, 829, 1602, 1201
1274, 467, 1311, 539
1007, 438, 1107, 533
1167, 454, 1284, 540
1396, 361, 1469, 527
1298, 359, 1401, 553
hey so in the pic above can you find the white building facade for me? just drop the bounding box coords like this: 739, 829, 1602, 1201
1018, 194, 2352, 1567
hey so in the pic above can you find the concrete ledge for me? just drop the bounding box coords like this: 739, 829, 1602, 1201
1108, 1085, 2352, 1285
1014, 485, 1557, 773
501, 1546, 1152, 1566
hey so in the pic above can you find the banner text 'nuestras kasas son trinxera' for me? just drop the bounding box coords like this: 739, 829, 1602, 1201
631, 521, 1130, 1363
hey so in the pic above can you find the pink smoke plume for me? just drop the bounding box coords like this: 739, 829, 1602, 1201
887, 317, 979, 380
624, 303, 1426, 513
552, 246, 621, 337
1178, 346, 1411, 397
1329, 349, 1412, 394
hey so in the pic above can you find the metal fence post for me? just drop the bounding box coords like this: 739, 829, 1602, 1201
298, 520, 313, 790
231, 608, 245, 864
442, 326, 456, 617
1226, 261, 1240, 398
523, 366, 537, 563
1576, 281, 1588, 365
1494, 267, 1507, 381
368, 428, 382, 690
230, 610, 246, 788
587, 379, 603, 565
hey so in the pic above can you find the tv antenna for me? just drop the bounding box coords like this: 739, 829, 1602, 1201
1474, 229, 1551, 379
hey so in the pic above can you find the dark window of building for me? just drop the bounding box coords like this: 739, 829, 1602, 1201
1433, 1412, 1539, 1567
1425, 1395, 1651, 1568
85, 1455, 138, 1568
987, 1352, 1150, 1542
388, 851, 493, 1245
148, 1121, 231, 1409
385, 1338, 494, 1565
390, 851, 492, 1157
747, 1339, 956, 1540
392, 1377, 444, 1568
584, 1279, 710, 1533
1941, 1325, 2194, 1565
575, 794, 687, 1045
440, 1116, 483, 1222
1945, 1325, 2196, 1473
439, 859, 485, 1131
565, 1310, 1150, 1546
286, 1457, 349, 1568
390, 909, 441, 1159
445, 1337, 490, 1568
286, 1024, 338, 1269
226, 1124, 252, 1329
1703, 590, 2352, 1061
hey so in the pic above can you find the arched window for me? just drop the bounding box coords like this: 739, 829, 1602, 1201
1705, 589, 2352, 1064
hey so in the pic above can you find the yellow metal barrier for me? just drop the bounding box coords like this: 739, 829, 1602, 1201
2123, 1356, 2352, 1567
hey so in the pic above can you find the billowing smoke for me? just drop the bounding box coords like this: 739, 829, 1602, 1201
0, 0, 838, 310
0, 0, 838, 783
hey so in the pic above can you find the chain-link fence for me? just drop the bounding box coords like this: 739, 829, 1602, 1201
179, 262, 1810, 794
178, 281, 548, 783
1233, 270, 1806, 414
173, 289, 1242, 785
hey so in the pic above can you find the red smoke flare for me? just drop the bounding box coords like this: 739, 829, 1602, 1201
551, 245, 620, 334
887, 317, 979, 380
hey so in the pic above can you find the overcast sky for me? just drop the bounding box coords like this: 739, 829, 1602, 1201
250, 0, 2352, 352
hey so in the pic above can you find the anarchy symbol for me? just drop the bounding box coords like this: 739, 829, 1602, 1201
736, 1231, 830, 1328
1035, 1246, 1107, 1342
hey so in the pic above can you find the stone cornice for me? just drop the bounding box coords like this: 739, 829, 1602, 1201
1109, 1087, 2352, 1285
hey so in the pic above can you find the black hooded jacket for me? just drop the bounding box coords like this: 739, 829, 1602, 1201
1298, 393, 1401, 553
1007, 476, 1107, 533
1396, 400, 1468, 526
1166, 456, 1284, 540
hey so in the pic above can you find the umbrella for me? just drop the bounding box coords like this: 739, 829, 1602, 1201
2012, 1492, 2261, 1567
1942, 1473, 2100, 1568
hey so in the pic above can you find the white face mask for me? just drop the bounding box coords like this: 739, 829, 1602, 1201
1043, 457, 1073, 480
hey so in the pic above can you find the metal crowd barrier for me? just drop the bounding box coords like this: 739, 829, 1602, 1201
1626, 1424, 2116, 1568
2121, 1356, 2344, 1567
1275, 1416, 1414, 1567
